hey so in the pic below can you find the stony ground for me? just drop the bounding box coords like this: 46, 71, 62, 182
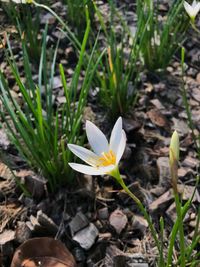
0, 1, 200, 267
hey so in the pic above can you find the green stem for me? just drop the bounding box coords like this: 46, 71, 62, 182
110, 167, 164, 266
174, 191, 185, 267
167, 177, 199, 267
168, 147, 185, 266
190, 21, 200, 34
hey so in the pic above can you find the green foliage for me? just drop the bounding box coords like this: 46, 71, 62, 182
93, 1, 142, 120
0, 22, 103, 192
2, 1, 41, 62
137, 0, 190, 71
63, 0, 95, 41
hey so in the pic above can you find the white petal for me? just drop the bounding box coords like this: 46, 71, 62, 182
196, 2, 200, 12
68, 144, 98, 166
86, 121, 109, 156
116, 130, 126, 164
192, 0, 197, 8
184, 1, 197, 17
69, 163, 115, 175
12, 0, 26, 3
109, 117, 123, 155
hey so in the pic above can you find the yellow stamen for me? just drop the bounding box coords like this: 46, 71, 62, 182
97, 150, 116, 167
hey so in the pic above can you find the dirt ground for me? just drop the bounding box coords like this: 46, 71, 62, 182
0, 1, 200, 266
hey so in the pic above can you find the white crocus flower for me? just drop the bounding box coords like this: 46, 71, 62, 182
184, 0, 200, 22
68, 117, 126, 176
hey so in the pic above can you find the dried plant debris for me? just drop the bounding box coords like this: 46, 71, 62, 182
0, 203, 23, 233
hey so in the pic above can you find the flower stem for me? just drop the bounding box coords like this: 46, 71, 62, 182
174, 191, 186, 267
190, 21, 200, 34
170, 165, 185, 266
110, 167, 164, 266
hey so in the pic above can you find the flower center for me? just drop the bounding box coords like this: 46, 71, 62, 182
97, 150, 116, 167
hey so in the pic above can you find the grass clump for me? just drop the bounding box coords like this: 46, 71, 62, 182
137, 0, 190, 72
0, 21, 103, 192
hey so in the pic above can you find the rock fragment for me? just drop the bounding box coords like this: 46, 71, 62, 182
73, 223, 99, 250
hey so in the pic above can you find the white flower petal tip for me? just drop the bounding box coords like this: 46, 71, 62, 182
86, 120, 109, 155
109, 117, 123, 154
68, 117, 126, 176
116, 130, 127, 164
184, 0, 200, 19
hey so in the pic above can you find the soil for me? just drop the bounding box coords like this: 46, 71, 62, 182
0, 1, 200, 267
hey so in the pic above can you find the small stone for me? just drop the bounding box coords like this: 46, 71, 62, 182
73, 223, 99, 250
98, 207, 109, 220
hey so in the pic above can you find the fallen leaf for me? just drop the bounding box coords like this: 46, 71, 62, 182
147, 108, 169, 128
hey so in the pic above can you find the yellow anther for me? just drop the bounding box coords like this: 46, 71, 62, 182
97, 150, 116, 166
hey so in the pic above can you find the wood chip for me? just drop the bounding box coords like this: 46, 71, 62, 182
178, 184, 200, 202
69, 212, 89, 236
131, 215, 148, 235
149, 190, 173, 213
73, 223, 99, 250
147, 108, 169, 128
156, 157, 171, 187
182, 156, 198, 168
0, 129, 10, 149
109, 209, 128, 234
0, 230, 15, 245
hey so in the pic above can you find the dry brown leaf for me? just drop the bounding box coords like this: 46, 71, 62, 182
147, 108, 169, 128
